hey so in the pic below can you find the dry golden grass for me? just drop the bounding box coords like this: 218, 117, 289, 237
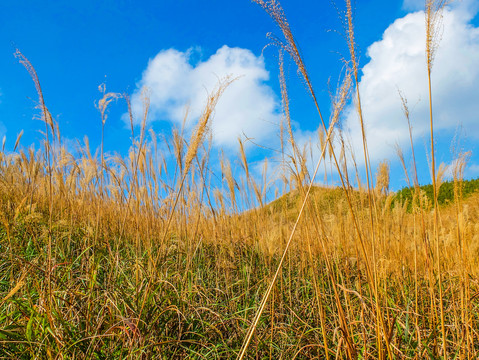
2, 129, 478, 359
1, 1, 479, 359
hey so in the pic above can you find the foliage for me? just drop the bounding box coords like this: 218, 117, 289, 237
392, 177, 479, 210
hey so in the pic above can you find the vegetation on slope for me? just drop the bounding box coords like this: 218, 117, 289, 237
393, 177, 479, 210
2, 0, 478, 359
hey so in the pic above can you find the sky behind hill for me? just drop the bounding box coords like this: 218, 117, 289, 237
1, 0, 478, 192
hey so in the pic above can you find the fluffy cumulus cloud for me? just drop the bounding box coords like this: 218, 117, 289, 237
127, 46, 281, 149
342, 1, 479, 168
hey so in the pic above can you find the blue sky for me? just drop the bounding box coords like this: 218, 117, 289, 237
1, 0, 479, 192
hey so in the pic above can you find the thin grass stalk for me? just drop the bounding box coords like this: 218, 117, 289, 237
399, 91, 436, 332
452, 151, 470, 357
14, 50, 62, 350
426, 0, 447, 356
115, 91, 149, 257
278, 50, 304, 191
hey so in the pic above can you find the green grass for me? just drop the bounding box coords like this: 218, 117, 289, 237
392, 177, 479, 210
2, 208, 479, 359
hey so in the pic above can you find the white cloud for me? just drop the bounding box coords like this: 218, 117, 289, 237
343, 3, 479, 167
127, 46, 281, 149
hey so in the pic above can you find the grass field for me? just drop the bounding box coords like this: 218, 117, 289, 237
2, 0, 479, 359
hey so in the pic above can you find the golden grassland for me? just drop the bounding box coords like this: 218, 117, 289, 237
2, 0, 479, 358
1, 137, 479, 359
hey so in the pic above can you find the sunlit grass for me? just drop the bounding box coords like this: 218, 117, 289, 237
1, 0, 479, 359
